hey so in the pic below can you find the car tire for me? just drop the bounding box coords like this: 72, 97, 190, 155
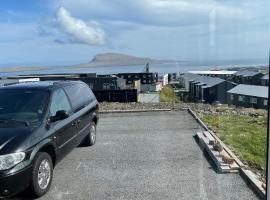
28, 152, 53, 198
84, 122, 96, 146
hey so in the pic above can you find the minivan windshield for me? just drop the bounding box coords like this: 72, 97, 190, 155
0, 90, 49, 125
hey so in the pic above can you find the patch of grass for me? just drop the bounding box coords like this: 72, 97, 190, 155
160, 85, 180, 102
202, 115, 267, 170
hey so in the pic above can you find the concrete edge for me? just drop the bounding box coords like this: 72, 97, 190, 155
188, 108, 244, 166
197, 132, 240, 173
99, 109, 172, 114
187, 108, 266, 199
239, 168, 266, 199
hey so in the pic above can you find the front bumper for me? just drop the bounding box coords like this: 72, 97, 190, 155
0, 165, 32, 198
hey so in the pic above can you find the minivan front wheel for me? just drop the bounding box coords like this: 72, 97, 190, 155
84, 122, 96, 146
29, 152, 53, 197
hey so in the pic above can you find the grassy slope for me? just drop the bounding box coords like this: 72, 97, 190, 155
160, 85, 180, 102
202, 115, 267, 169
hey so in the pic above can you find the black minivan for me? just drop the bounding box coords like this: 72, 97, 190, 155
0, 81, 99, 198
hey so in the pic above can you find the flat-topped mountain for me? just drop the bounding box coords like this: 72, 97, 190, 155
91, 53, 160, 63
75, 53, 172, 68
0, 53, 175, 73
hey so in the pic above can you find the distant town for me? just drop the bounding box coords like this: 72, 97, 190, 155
0, 60, 268, 110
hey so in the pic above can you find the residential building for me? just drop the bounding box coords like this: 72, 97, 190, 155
188, 70, 237, 81
180, 73, 236, 104
233, 70, 263, 85
261, 74, 269, 86
180, 73, 201, 92
163, 73, 178, 85
227, 84, 268, 109
163, 74, 169, 85
117, 72, 158, 85
7, 74, 126, 91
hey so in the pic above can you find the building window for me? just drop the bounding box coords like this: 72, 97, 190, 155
143, 80, 146, 83
264, 99, 268, 106
250, 97, 257, 104
148, 74, 152, 78
238, 96, 244, 102
128, 75, 131, 78
128, 80, 132, 84
230, 94, 234, 100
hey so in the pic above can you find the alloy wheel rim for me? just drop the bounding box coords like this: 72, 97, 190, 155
90, 125, 96, 143
38, 159, 51, 190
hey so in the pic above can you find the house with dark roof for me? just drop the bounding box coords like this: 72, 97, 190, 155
227, 84, 268, 109
188, 70, 237, 81
261, 74, 269, 86
233, 70, 263, 85
180, 73, 236, 104
180, 73, 201, 92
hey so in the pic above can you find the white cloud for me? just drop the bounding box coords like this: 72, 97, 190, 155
56, 0, 251, 27
1, 0, 269, 65
55, 7, 107, 45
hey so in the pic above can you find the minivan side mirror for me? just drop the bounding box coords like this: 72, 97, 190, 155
49, 110, 69, 123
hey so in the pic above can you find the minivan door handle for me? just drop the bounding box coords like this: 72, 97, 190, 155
72, 121, 77, 126
71, 119, 81, 126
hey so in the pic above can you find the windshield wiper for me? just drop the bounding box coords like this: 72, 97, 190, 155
0, 118, 30, 127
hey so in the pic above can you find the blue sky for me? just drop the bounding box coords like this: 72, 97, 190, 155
0, 0, 269, 66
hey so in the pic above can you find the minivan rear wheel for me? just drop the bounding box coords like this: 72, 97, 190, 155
84, 122, 96, 146
29, 152, 53, 198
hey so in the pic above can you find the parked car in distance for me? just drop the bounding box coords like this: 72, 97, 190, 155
0, 81, 99, 198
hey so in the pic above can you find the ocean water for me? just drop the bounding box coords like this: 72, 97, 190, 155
0, 59, 267, 77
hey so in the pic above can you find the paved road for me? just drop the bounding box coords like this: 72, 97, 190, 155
14, 111, 259, 200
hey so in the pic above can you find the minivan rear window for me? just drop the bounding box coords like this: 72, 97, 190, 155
64, 83, 95, 112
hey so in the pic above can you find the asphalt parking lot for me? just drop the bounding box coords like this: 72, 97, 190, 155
15, 111, 259, 200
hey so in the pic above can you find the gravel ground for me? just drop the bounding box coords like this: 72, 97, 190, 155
100, 102, 267, 117
99, 102, 184, 111
13, 111, 259, 200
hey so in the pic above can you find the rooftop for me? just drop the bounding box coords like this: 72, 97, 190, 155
261, 74, 269, 80
0, 80, 80, 90
182, 73, 226, 87
235, 70, 261, 77
189, 70, 237, 75
227, 84, 268, 98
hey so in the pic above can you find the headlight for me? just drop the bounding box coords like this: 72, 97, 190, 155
0, 152, 25, 170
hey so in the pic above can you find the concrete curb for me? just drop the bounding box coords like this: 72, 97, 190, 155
197, 131, 240, 173
240, 168, 266, 199
100, 109, 172, 114
188, 108, 245, 166
187, 108, 266, 199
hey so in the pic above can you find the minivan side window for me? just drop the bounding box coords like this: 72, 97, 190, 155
50, 89, 72, 116
64, 83, 95, 112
